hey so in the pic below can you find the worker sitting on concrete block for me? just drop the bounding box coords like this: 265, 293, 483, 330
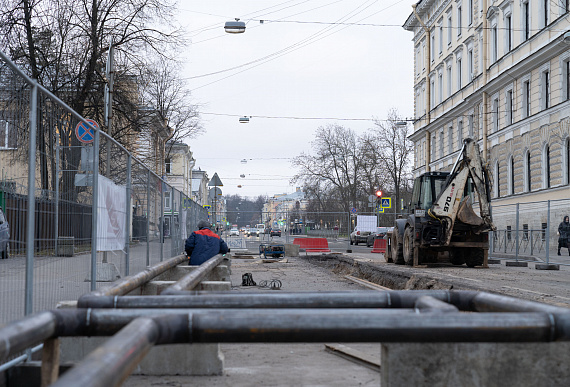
185, 220, 229, 265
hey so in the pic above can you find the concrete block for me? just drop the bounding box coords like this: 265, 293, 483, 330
141, 280, 176, 295
487, 258, 501, 264
59, 337, 224, 376
505, 261, 529, 267
535, 263, 560, 270
381, 342, 570, 387
285, 244, 299, 257
198, 281, 231, 291
84, 263, 121, 282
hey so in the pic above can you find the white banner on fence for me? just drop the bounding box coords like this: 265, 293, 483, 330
97, 175, 126, 251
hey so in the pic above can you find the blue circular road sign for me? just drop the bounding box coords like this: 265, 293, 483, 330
75, 119, 99, 144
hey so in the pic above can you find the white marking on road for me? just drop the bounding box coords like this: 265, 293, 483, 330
501, 286, 570, 301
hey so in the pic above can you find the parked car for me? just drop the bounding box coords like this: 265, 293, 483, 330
0, 208, 9, 259
350, 227, 372, 245
270, 228, 281, 237
249, 227, 259, 237
229, 227, 239, 236
366, 227, 389, 247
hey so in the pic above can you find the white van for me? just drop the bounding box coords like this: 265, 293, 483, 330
256, 224, 265, 236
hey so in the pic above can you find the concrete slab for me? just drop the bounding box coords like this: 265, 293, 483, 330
535, 263, 560, 270
505, 261, 529, 267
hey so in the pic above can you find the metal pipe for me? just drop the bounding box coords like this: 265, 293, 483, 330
79, 290, 459, 309
84, 254, 187, 297
25, 81, 38, 316
0, 344, 43, 373
51, 318, 160, 387
55, 133, 60, 257
161, 254, 225, 294
415, 296, 459, 313
470, 291, 569, 314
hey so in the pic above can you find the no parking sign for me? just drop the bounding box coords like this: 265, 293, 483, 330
75, 119, 99, 144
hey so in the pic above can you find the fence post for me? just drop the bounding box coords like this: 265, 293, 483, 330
546, 200, 551, 265
515, 203, 519, 261
125, 155, 131, 276
146, 169, 150, 267
346, 212, 351, 252
25, 82, 38, 316
530, 229, 533, 256
160, 182, 164, 262
90, 121, 100, 291
55, 133, 60, 257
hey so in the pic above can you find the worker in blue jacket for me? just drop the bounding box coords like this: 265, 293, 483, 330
185, 220, 229, 265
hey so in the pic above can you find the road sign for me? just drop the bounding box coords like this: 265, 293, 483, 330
208, 172, 223, 187
381, 198, 391, 208
208, 187, 222, 199
378, 207, 384, 213
351, 207, 357, 214
183, 198, 192, 208
368, 195, 375, 202
75, 119, 99, 144
203, 204, 211, 209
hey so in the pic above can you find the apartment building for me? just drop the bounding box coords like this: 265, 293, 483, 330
404, 0, 570, 228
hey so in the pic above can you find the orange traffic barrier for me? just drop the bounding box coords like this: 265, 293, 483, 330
371, 238, 387, 254
292, 238, 331, 253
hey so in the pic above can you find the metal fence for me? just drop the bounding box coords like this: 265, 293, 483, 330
490, 199, 570, 266
0, 50, 208, 325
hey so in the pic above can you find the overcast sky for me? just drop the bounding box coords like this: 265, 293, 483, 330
177, 0, 416, 199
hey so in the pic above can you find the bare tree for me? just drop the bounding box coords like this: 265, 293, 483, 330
368, 109, 414, 218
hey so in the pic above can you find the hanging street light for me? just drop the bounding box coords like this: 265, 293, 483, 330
224, 18, 246, 34
239, 116, 250, 123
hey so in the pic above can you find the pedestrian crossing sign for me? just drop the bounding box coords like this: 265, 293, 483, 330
378, 207, 384, 213
381, 198, 391, 208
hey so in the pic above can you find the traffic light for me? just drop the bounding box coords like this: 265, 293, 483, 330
375, 190, 383, 198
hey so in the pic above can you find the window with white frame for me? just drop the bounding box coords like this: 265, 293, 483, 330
540, 0, 549, 28
506, 88, 513, 125
468, 48, 474, 82
525, 149, 532, 192
491, 23, 498, 62
492, 96, 499, 132
468, 114, 474, 137
431, 133, 436, 160
447, 64, 453, 97
468, 0, 473, 25
457, 120, 463, 146
422, 84, 426, 115
447, 12, 452, 45
438, 70, 443, 103
562, 56, 570, 101
478, 31, 483, 72
416, 89, 422, 118
456, 52, 463, 90
431, 33, 435, 61
495, 161, 501, 198
430, 77, 435, 108
422, 39, 426, 71
439, 129, 444, 158
522, 0, 530, 41
457, 4, 462, 36
164, 191, 172, 210
448, 125, 453, 153
541, 67, 550, 110
416, 45, 421, 77
0, 121, 12, 149
505, 14, 512, 53
522, 77, 531, 118
165, 158, 172, 174
439, 21, 444, 54
542, 143, 551, 188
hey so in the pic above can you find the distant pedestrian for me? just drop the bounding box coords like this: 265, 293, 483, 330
185, 220, 229, 265
558, 215, 570, 255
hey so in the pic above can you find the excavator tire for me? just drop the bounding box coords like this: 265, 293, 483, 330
391, 229, 405, 265
450, 248, 466, 265
403, 227, 415, 266
465, 248, 484, 267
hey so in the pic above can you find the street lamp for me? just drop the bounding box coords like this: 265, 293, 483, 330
224, 18, 246, 34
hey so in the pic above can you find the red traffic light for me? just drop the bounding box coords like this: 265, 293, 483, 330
375, 190, 383, 197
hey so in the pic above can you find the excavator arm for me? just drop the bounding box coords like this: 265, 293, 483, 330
429, 138, 496, 245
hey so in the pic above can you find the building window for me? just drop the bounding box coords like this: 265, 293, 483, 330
457, 120, 463, 146
438, 71, 443, 103
566, 138, 570, 185
495, 162, 501, 198
439, 24, 443, 54
447, 14, 452, 45
165, 158, 172, 174
506, 15, 512, 52
509, 155, 515, 195
439, 130, 444, 158
492, 25, 498, 62
164, 191, 171, 210
506, 89, 513, 125
447, 66, 452, 97
542, 69, 550, 110
457, 58, 462, 90
525, 150, 532, 192
564, 59, 570, 101
468, 0, 473, 25
543, 144, 551, 188
468, 49, 473, 82
468, 114, 474, 137
430, 78, 435, 108
457, 5, 462, 36
0, 121, 15, 149
541, 0, 549, 28
431, 33, 435, 61
493, 97, 499, 132
448, 126, 453, 153
431, 133, 436, 161
523, 80, 531, 118
523, 1, 530, 41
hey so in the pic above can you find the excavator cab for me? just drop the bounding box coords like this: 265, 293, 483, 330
409, 172, 450, 212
